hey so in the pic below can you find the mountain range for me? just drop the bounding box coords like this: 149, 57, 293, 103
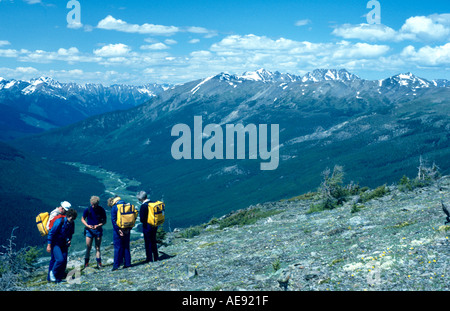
0, 77, 169, 140
7, 68, 450, 236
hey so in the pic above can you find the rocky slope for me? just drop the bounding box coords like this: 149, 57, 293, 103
24, 175, 450, 291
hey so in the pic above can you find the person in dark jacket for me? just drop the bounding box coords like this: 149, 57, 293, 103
46, 208, 77, 283
108, 196, 133, 271
81, 195, 107, 269
137, 191, 159, 262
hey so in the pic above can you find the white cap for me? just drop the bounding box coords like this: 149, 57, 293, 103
60, 201, 71, 211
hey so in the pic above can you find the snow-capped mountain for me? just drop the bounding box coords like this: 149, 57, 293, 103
301, 69, 360, 82
380, 72, 434, 88
13, 68, 450, 230
0, 77, 170, 140
238, 68, 301, 83
2, 69, 448, 141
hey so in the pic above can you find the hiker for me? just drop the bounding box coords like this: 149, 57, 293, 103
81, 196, 107, 269
109, 196, 136, 271
47, 201, 71, 231
137, 191, 159, 262
46, 208, 77, 283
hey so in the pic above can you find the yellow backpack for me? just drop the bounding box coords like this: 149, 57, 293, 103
116, 203, 138, 229
36, 212, 50, 236
147, 201, 165, 227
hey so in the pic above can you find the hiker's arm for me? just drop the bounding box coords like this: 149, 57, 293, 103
140, 204, 148, 224
111, 206, 119, 232
81, 216, 93, 229
67, 223, 75, 247
46, 218, 62, 251
82, 209, 94, 229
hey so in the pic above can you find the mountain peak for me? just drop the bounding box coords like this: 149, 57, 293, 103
238, 68, 301, 83
29, 76, 62, 88
239, 68, 274, 82
301, 69, 360, 82
386, 72, 432, 88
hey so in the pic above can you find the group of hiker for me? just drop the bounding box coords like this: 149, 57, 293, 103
40, 191, 165, 283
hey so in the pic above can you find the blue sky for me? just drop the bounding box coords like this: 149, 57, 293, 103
0, 0, 449, 85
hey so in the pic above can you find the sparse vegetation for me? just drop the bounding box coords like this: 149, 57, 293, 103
156, 227, 167, 246
398, 158, 441, 192
180, 226, 203, 239
272, 258, 281, 271
308, 165, 364, 213
359, 184, 389, 203
351, 203, 365, 214
308, 165, 347, 213
216, 208, 282, 229
0, 227, 39, 291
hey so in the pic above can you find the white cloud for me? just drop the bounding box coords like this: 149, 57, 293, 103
15, 46, 100, 64
400, 15, 450, 42
0, 66, 38, 80
211, 34, 299, 52
332, 41, 390, 59
57, 47, 80, 56
67, 22, 83, 30
295, 19, 311, 27
140, 43, 170, 50
400, 43, 450, 66
93, 43, 131, 57
96, 15, 217, 38
332, 13, 450, 43
0, 40, 11, 47
332, 23, 398, 41
185, 26, 217, 38
0, 49, 18, 58
164, 39, 177, 45
97, 15, 179, 36
23, 0, 41, 4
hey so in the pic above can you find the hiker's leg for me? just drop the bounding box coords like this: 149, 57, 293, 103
48, 247, 55, 281
51, 245, 66, 281
85, 236, 93, 266
123, 233, 131, 267
95, 236, 102, 267
143, 227, 151, 261
112, 231, 121, 270
150, 226, 159, 261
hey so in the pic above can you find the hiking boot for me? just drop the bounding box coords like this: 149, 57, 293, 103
49, 270, 56, 282
96, 262, 103, 269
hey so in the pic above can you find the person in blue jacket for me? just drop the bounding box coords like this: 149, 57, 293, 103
137, 191, 159, 262
46, 208, 77, 283
81, 195, 107, 269
108, 196, 132, 271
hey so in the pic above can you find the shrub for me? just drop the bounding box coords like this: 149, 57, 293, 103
180, 226, 203, 239
308, 165, 349, 213
0, 227, 36, 291
156, 227, 167, 246
351, 203, 365, 214
218, 208, 281, 229
272, 258, 281, 272
359, 185, 389, 203
398, 175, 413, 192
